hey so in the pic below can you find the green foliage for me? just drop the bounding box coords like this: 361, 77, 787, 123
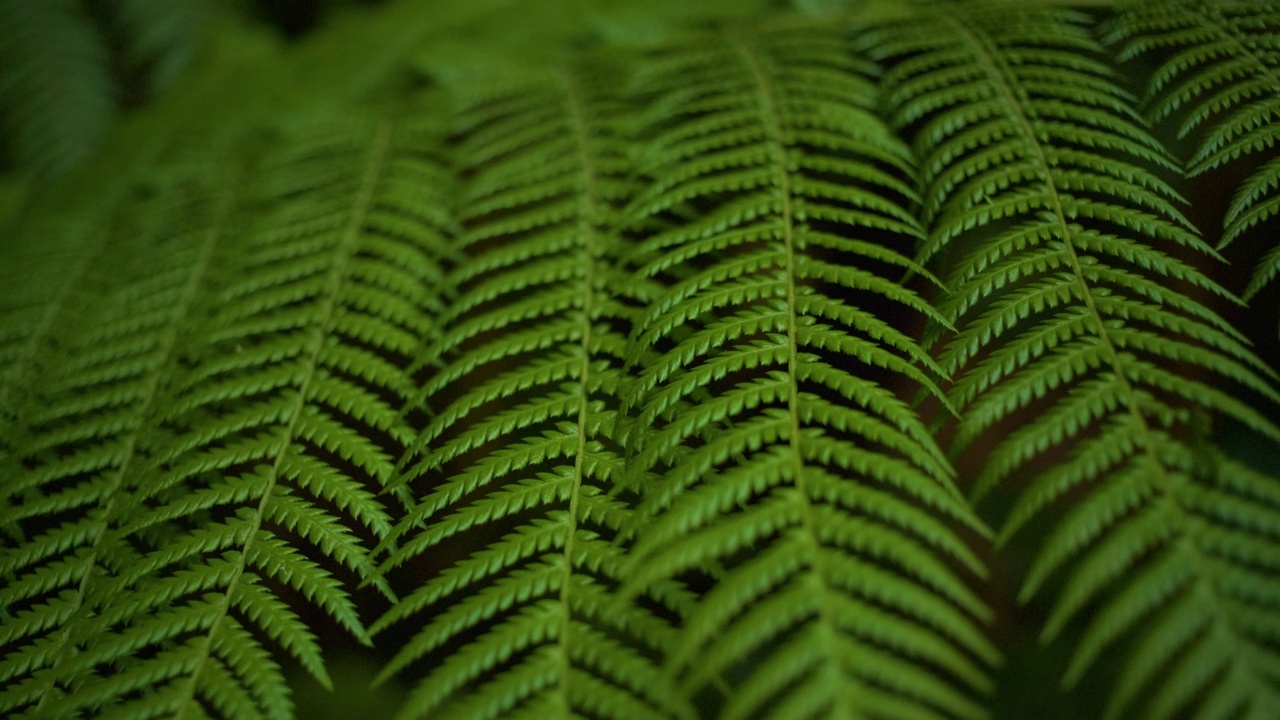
870, 6, 1280, 719
0, 0, 380, 182
2, 1, 1279, 720
1105, 0, 1280, 298
0, 0, 117, 178
618, 26, 994, 720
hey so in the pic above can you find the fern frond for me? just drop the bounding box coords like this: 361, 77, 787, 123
0, 151, 250, 718
0, 117, 446, 719
871, 6, 1280, 718
0, 208, 124, 526
1106, 0, 1280, 298
376, 64, 691, 720
1070, 447, 1280, 720
620, 26, 994, 720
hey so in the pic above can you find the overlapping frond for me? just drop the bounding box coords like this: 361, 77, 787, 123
375, 65, 690, 720
0, 199, 124, 514
1092, 447, 1280, 720
0, 117, 448, 719
871, 6, 1280, 718
0, 151, 251, 718
1107, 0, 1280, 299
0, 136, 262, 690
619, 26, 995, 720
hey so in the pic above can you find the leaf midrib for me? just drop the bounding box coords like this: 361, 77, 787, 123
555, 67, 600, 719
735, 31, 856, 720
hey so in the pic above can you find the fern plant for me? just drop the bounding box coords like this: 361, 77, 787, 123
2, 1, 1279, 720
1105, 0, 1280, 300
616, 26, 995, 720
869, 6, 1280, 719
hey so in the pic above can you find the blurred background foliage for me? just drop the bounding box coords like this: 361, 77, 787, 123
0, 0, 390, 183
0, 0, 830, 225
0, 0, 829, 184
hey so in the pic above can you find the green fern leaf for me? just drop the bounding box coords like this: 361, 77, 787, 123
375, 65, 692, 720
1106, 0, 1280, 299
0, 117, 445, 719
619, 26, 995, 720
0, 152, 250, 718
870, 6, 1280, 718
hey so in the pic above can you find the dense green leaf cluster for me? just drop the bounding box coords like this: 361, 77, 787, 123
1, 2, 1279, 720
